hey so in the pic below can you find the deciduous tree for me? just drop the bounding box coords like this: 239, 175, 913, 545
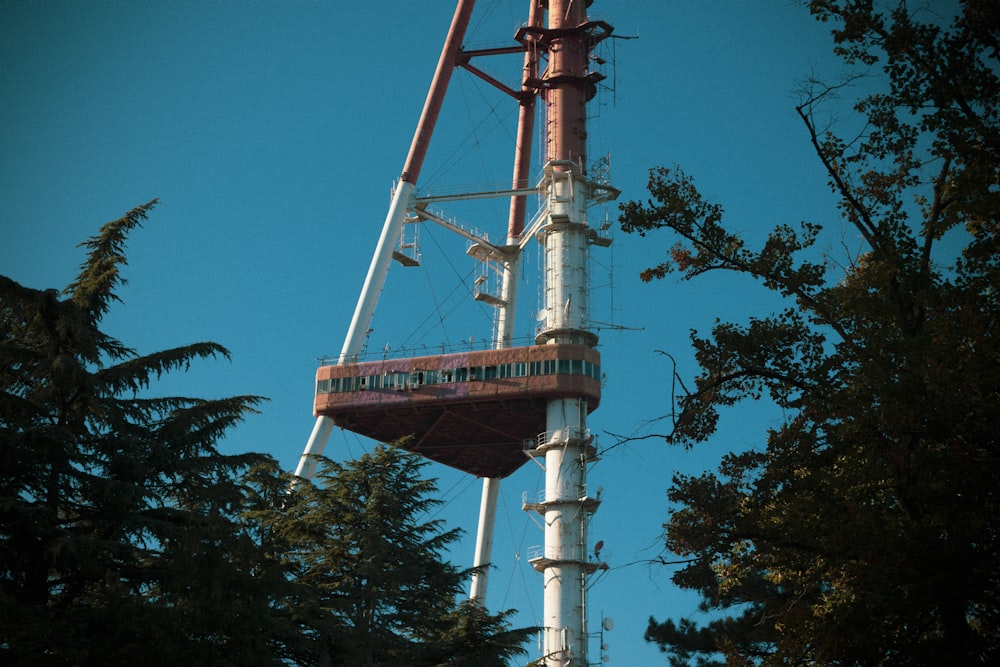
619, 1, 999, 664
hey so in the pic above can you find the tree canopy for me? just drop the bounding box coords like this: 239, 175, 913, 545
0, 201, 279, 665
619, 0, 999, 664
257, 445, 533, 667
1, 203, 531, 665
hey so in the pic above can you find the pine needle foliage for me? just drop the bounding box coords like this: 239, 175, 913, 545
1, 202, 532, 666
0, 202, 279, 665
264, 445, 533, 666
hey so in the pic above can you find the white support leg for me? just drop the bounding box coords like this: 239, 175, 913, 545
292, 181, 414, 482
470, 477, 500, 601
293, 415, 335, 481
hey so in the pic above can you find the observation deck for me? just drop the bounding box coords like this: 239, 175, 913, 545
314, 344, 601, 478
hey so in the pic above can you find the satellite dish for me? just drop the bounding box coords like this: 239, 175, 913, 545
603, 617, 614, 631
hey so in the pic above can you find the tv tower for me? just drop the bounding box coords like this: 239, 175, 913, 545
294, 2, 617, 664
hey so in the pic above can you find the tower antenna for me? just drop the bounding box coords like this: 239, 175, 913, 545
295, 3, 619, 664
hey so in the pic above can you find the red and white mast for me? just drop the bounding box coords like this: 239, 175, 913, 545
523, 2, 613, 663
469, 0, 543, 605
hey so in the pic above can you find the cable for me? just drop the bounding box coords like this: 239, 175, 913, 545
394, 230, 489, 350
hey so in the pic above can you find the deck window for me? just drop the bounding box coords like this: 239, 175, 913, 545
318, 346, 599, 397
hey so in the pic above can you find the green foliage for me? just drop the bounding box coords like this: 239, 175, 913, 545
1, 204, 531, 666
260, 445, 532, 666
0, 202, 283, 665
431, 600, 533, 667
620, 1, 1000, 664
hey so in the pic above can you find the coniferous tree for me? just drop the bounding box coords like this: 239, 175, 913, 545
1, 203, 533, 665
619, 0, 1000, 664
429, 600, 535, 667
264, 444, 532, 666
0, 202, 285, 665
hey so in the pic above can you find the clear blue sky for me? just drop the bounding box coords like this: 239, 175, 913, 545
2, 1, 846, 664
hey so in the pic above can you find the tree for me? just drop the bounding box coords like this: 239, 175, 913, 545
0, 201, 285, 665
0, 202, 531, 666
261, 444, 533, 666
430, 600, 534, 667
618, 1, 999, 664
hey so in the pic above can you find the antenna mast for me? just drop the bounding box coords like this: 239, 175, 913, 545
520, 1, 613, 663
295, 2, 617, 664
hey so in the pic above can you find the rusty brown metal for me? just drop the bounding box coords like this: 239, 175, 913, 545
545, 0, 588, 167
400, 0, 477, 185
313, 344, 601, 478
506, 0, 543, 241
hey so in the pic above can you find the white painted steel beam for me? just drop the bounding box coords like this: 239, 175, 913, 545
469, 0, 540, 604
469, 477, 500, 600
338, 181, 415, 364
414, 185, 538, 203
292, 180, 414, 480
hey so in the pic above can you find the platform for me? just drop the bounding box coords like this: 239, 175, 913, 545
314, 344, 601, 478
